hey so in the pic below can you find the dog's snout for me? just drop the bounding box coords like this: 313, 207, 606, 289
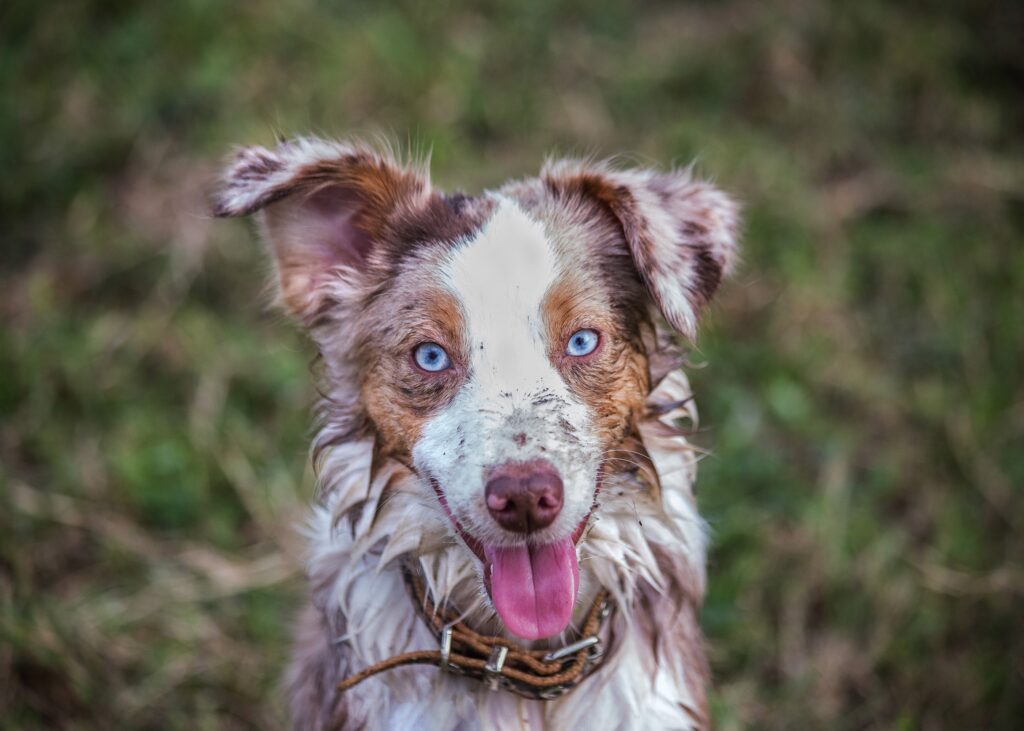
485, 461, 563, 533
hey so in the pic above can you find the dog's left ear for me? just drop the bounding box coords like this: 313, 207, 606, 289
543, 161, 740, 339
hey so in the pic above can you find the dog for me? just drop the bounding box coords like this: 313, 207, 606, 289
213, 137, 739, 730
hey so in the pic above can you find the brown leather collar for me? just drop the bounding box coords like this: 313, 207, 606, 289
336, 564, 615, 700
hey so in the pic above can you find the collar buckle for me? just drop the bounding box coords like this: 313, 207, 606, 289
542, 634, 600, 662
483, 645, 509, 691
439, 625, 458, 673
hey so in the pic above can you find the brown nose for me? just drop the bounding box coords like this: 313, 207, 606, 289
485, 461, 564, 533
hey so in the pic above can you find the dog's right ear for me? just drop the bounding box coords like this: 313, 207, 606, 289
212, 138, 431, 324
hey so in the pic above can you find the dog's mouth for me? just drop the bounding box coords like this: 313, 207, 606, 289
430, 479, 593, 641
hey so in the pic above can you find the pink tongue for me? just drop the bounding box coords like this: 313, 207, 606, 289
485, 538, 580, 640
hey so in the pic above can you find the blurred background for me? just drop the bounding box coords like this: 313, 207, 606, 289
2, 1, 1022, 728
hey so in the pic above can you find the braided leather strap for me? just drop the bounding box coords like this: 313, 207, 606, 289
336, 567, 613, 700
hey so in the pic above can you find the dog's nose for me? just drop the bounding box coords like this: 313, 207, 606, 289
485, 461, 564, 533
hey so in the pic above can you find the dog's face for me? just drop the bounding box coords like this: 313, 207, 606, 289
214, 139, 739, 641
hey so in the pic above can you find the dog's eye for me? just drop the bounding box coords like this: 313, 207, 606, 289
565, 329, 599, 357
413, 342, 451, 372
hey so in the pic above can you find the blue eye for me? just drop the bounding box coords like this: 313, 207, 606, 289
566, 329, 599, 357
413, 342, 451, 372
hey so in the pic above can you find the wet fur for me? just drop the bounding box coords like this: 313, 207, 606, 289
213, 138, 739, 730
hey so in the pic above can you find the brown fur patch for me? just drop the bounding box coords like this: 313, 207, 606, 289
356, 279, 469, 464
504, 176, 658, 491
540, 271, 651, 466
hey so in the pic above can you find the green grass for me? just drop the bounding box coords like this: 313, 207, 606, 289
2, 1, 1022, 728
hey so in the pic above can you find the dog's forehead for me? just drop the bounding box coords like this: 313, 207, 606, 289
445, 198, 558, 323
434, 197, 563, 390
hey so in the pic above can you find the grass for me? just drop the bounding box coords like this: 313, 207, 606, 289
2, 0, 1022, 728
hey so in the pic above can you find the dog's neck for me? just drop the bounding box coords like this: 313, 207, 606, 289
298, 369, 709, 729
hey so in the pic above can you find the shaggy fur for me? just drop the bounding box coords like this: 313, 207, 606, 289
213, 137, 739, 730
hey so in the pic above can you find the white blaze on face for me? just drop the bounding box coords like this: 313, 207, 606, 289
412, 198, 600, 547
412, 197, 602, 640
451, 199, 560, 404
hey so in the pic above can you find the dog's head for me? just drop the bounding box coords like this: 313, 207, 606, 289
214, 139, 738, 641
